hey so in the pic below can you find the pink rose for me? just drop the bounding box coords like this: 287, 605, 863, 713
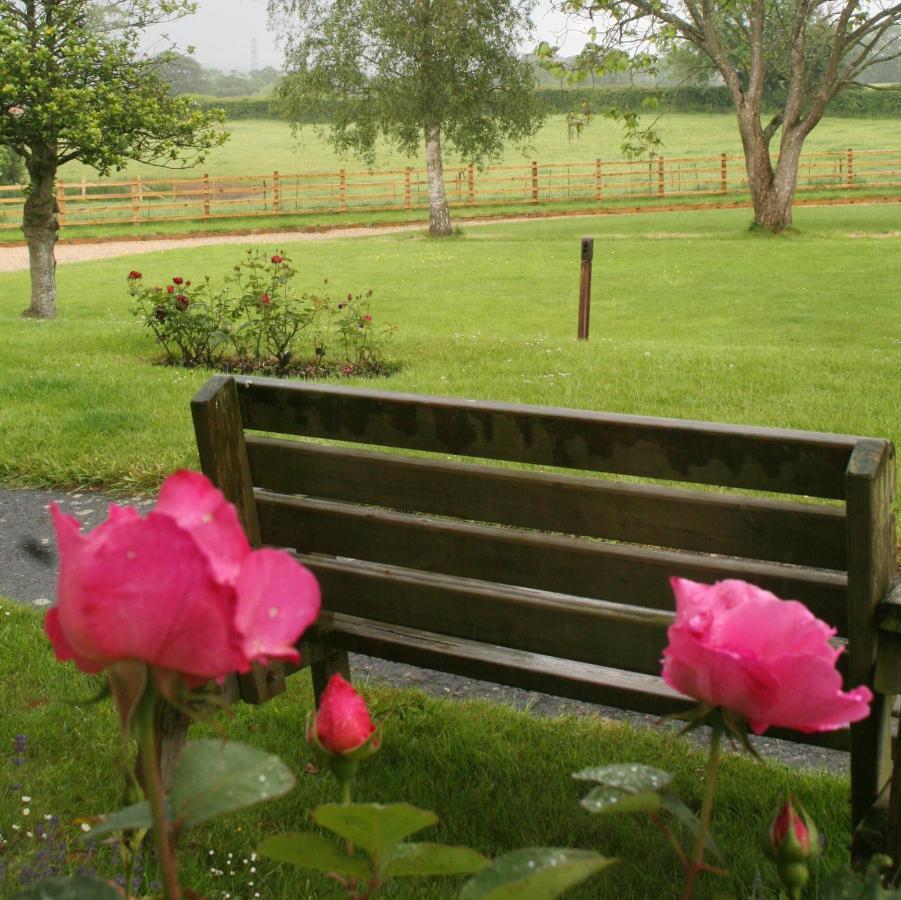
313, 674, 376, 754
662, 578, 872, 734
45, 470, 320, 686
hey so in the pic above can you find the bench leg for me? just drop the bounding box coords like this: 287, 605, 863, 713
312, 649, 351, 707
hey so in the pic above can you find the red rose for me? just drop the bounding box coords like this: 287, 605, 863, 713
128, 271, 142, 281
173, 277, 184, 285
175, 295, 189, 310
154, 306, 166, 322
363, 314, 372, 322
260, 293, 271, 306
271, 255, 283, 264
312, 674, 376, 754
166, 285, 175, 294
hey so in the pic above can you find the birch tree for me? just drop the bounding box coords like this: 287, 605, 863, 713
269, 0, 544, 236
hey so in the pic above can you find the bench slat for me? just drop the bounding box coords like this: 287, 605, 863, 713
294, 554, 673, 677
260, 492, 849, 633
247, 436, 848, 570
236, 377, 857, 498
301, 611, 851, 753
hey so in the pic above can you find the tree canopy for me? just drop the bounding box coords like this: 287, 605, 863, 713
549, 0, 901, 230
268, 0, 544, 234
0, 0, 228, 318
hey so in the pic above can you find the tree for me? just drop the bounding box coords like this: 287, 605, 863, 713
553, 0, 901, 231
0, 1, 228, 319
268, 0, 544, 236
0, 146, 25, 184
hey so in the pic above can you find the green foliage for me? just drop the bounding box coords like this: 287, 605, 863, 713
458, 848, 615, 898
820, 855, 901, 899
128, 250, 395, 374
0, 1, 228, 177
0, 146, 24, 184
260, 803, 488, 894
268, 0, 544, 166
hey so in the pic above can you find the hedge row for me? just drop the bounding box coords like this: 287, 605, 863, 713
199, 84, 901, 122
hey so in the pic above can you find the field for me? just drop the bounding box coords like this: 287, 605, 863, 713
0, 204, 898, 503
58, 113, 901, 182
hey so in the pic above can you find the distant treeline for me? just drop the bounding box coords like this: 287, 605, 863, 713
199, 85, 901, 121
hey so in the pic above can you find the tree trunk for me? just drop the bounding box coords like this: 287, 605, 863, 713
739, 115, 806, 234
21, 153, 59, 320
424, 124, 452, 237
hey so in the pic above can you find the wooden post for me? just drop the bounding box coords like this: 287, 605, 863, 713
467, 163, 475, 206
80, 176, 87, 199
202, 173, 211, 219
531, 160, 539, 204
846, 440, 896, 850
847, 148, 854, 188
339, 168, 347, 213
404, 167, 412, 210
56, 181, 66, 226
131, 177, 140, 225
720, 154, 728, 194
577, 238, 593, 341
658, 157, 665, 197
273, 171, 281, 212
595, 158, 602, 201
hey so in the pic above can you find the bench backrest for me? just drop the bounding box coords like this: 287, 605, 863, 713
191, 375, 895, 713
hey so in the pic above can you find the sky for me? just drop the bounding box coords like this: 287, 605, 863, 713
141, 0, 589, 72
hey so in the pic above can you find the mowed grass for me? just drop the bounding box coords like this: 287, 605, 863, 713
0, 204, 899, 504
58, 113, 901, 182
0, 599, 852, 899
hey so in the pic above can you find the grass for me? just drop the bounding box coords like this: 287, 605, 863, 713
55, 114, 901, 182
0, 204, 899, 515
0, 598, 852, 899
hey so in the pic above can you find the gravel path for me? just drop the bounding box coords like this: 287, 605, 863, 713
0, 485, 849, 774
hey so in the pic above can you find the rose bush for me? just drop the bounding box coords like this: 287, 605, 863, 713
662, 577, 872, 734
46, 469, 321, 686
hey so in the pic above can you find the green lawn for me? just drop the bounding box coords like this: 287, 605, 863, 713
0, 204, 899, 509
57, 113, 901, 182
0, 599, 852, 898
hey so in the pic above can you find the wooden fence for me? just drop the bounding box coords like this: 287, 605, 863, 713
1, 148, 900, 230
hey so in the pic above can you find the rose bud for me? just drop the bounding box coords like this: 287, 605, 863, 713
765, 799, 820, 899
307, 674, 380, 787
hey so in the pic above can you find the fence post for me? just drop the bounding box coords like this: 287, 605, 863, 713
56, 181, 66, 226
81, 176, 87, 199
203, 173, 211, 219
339, 168, 347, 213
404, 167, 411, 210
595, 158, 602, 201
847, 148, 854, 188
273, 171, 281, 212
658, 157, 665, 197
531, 160, 539, 204
578, 238, 593, 341
720, 154, 728, 194
467, 163, 475, 206
131, 177, 140, 224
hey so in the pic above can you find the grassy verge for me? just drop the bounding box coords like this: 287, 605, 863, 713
0, 204, 899, 508
0, 598, 851, 899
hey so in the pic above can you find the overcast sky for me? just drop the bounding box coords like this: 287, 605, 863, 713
141, 0, 588, 72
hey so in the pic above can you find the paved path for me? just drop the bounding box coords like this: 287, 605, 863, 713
0, 484, 849, 773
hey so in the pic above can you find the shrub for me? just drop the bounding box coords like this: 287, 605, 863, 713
128, 252, 396, 376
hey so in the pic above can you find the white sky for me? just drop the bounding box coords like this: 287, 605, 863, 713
141, 0, 589, 72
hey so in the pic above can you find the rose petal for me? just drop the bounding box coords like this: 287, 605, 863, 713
154, 470, 251, 584
233, 549, 321, 665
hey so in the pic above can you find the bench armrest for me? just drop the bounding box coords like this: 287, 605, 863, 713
875, 579, 901, 694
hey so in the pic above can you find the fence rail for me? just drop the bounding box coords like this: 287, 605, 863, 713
1, 148, 900, 230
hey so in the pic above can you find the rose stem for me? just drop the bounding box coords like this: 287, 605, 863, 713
138, 689, 181, 900
682, 724, 723, 900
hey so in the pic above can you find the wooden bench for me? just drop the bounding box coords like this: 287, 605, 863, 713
190, 374, 900, 858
